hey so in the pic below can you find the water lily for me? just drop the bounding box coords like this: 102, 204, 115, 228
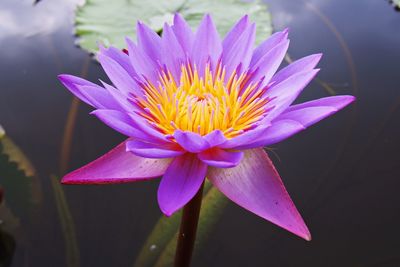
59, 14, 354, 241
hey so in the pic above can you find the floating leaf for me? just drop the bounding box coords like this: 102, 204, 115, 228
75, 0, 272, 53
50, 175, 80, 267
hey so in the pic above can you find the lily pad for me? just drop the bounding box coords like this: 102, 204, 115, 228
75, 0, 272, 53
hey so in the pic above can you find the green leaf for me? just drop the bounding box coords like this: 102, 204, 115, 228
393, 0, 400, 8
0, 125, 4, 139
75, 0, 272, 53
50, 175, 80, 267
0, 139, 33, 218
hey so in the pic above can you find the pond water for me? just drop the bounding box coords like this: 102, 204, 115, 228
0, 0, 400, 266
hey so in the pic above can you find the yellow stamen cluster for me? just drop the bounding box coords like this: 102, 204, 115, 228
136, 64, 269, 139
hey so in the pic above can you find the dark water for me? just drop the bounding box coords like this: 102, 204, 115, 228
0, 0, 400, 266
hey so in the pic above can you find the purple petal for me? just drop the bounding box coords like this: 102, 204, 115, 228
275, 95, 355, 127
198, 148, 243, 168
137, 21, 162, 62
158, 153, 207, 216
58, 75, 108, 108
62, 141, 171, 184
162, 23, 186, 81
235, 119, 305, 149
91, 109, 150, 140
222, 15, 249, 51
264, 69, 320, 122
250, 29, 289, 67
222, 21, 256, 77
125, 37, 158, 84
208, 148, 311, 240
173, 130, 209, 153
97, 53, 142, 97
249, 39, 290, 86
172, 13, 194, 54
204, 130, 227, 147
99, 44, 138, 79
100, 81, 139, 113
271, 53, 322, 85
126, 139, 185, 158
284, 95, 356, 113
219, 123, 271, 149
127, 113, 169, 143
77, 85, 122, 110
191, 14, 222, 73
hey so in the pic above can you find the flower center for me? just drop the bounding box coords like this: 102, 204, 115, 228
136, 64, 269, 139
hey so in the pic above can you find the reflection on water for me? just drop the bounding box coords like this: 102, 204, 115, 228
0, 0, 400, 266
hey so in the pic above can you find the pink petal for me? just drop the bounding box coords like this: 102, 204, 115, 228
126, 139, 185, 158
198, 148, 243, 168
208, 148, 311, 240
157, 153, 207, 216
62, 141, 171, 184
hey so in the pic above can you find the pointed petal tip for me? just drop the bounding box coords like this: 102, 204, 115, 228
346, 95, 356, 103
57, 74, 65, 83
160, 207, 174, 217
240, 14, 249, 22
282, 27, 290, 34
58, 74, 71, 82
305, 233, 312, 241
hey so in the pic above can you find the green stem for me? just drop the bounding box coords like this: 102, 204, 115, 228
174, 182, 205, 267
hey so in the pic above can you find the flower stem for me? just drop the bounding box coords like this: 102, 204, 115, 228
174, 182, 205, 267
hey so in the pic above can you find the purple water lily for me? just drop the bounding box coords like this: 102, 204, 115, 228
59, 14, 354, 240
